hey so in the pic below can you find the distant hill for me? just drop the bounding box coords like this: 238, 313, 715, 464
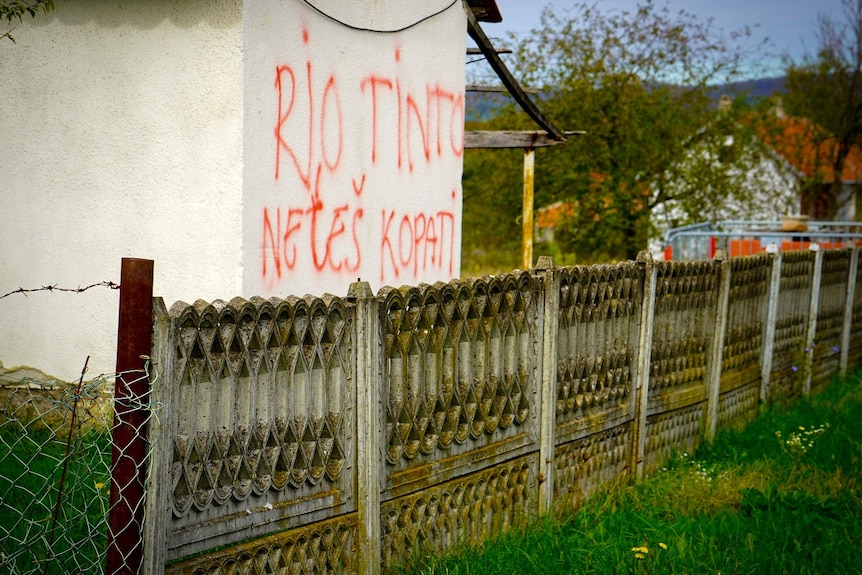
708, 76, 787, 101
466, 76, 789, 122
465, 91, 511, 122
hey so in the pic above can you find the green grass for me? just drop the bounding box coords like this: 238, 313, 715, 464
0, 423, 112, 574
397, 375, 862, 575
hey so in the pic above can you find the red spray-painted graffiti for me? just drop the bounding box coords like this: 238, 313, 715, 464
360, 76, 464, 171
380, 193, 457, 281
262, 28, 463, 288
262, 165, 364, 277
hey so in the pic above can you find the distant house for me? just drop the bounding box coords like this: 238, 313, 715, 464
532, 96, 862, 260
536, 201, 576, 244
754, 108, 862, 220
536, 112, 803, 254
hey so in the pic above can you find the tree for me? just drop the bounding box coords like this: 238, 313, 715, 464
463, 1, 770, 264
2, 0, 55, 43
783, 0, 862, 219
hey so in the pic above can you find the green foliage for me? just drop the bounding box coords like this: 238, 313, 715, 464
400, 373, 862, 574
782, 0, 862, 219
461, 141, 525, 274
1, 0, 56, 43
1, 0, 53, 21
463, 1, 773, 268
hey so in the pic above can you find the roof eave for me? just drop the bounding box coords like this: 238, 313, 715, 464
467, 0, 502, 23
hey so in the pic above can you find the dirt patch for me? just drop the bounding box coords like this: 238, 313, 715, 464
0, 363, 112, 434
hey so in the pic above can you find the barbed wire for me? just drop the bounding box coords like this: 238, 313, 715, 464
0, 281, 119, 300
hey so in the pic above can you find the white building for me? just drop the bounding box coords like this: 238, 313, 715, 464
0, 0, 490, 380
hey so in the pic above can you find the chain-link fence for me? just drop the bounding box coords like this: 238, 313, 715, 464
0, 365, 158, 575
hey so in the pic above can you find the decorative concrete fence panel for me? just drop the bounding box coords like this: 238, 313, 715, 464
717, 254, 771, 430
811, 249, 851, 391
153, 295, 359, 571
552, 262, 643, 506
769, 250, 815, 399
378, 272, 543, 565
642, 260, 717, 473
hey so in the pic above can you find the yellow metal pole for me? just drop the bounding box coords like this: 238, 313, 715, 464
522, 147, 535, 269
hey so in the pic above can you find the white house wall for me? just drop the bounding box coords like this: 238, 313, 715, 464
242, 0, 466, 297
0, 0, 244, 379
1, 0, 467, 380
651, 141, 801, 254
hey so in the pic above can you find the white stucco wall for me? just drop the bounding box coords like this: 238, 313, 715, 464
651, 141, 801, 239
0, 0, 244, 379
242, 0, 466, 297
1, 0, 467, 380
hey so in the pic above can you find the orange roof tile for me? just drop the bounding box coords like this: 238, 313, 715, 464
536, 201, 575, 228
757, 116, 862, 184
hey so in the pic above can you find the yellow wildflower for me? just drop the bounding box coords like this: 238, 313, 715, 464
634, 553, 645, 560
631, 546, 649, 554
659, 542, 667, 550
95, 482, 105, 490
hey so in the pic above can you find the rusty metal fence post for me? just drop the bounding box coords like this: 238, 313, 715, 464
107, 258, 154, 575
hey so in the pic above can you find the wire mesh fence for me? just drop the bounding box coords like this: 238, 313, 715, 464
0, 364, 158, 575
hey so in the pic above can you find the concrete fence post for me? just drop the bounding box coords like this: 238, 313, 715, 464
760, 245, 782, 402
632, 252, 657, 479
107, 258, 154, 575
142, 297, 172, 575
840, 247, 859, 376
535, 256, 558, 514
348, 281, 382, 575
804, 245, 823, 396
706, 251, 732, 441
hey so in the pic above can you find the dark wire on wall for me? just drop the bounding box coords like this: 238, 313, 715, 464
301, 0, 460, 33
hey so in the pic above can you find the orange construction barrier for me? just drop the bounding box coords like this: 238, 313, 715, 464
781, 240, 810, 251
818, 242, 843, 250
729, 238, 762, 257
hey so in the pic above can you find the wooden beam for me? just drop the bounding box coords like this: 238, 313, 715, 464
465, 130, 585, 149
467, 47, 512, 55
466, 7, 567, 141
466, 84, 539, 94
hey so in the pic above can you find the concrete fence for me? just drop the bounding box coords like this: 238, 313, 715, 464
138, 247, 862, 575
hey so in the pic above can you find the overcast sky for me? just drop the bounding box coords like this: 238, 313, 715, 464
482, 0, 845, 78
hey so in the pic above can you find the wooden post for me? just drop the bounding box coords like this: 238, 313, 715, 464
522, 148, 535, 270
107, 258, 154, 575
348, 281, 381, 575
